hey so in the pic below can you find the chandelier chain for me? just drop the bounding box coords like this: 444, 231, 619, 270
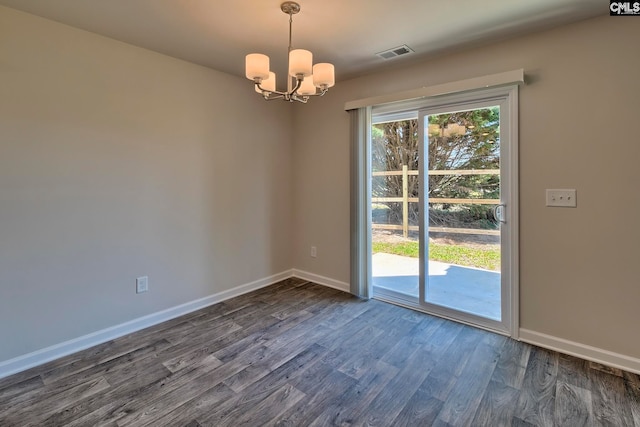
288, 12, 293, 53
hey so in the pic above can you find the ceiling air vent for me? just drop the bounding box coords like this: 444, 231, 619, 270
376, 45, 414, 60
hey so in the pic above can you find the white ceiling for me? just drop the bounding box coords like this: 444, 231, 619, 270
0, 0, 604, 84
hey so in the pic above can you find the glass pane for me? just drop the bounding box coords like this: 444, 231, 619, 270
425, 106, 502, 320
371, 119, 420, 299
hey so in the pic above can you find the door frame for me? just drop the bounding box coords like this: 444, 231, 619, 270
366, 85, 519, 337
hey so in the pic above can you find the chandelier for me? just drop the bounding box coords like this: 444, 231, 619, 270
245, 1, 335, 103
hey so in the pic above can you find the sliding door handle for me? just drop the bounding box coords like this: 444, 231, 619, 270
494, 204, 506, 223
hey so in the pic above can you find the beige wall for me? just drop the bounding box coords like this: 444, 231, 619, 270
0, 7, 293, 362
292, 15, 640, 359
2, 5, 640, 367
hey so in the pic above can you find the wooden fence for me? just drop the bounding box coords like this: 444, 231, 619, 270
372, 166, 500, 238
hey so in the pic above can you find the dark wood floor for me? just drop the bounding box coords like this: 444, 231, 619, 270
1, 278, 639, 426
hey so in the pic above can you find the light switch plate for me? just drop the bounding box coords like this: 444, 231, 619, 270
546, 189, 577, 207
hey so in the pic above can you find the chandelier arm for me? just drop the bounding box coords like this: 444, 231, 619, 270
290, 77, 303, 95
298, 87, 329, 97
264, 94, 286, 101
255, 81, 289, 98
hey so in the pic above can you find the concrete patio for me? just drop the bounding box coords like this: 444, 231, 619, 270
372, 252, 501, 321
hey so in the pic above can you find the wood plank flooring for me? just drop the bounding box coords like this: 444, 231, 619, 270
1, 278, 639, 426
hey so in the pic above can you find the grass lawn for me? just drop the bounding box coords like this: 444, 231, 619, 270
372, 241, 500, 271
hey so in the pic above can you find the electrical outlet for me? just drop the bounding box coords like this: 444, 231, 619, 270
310, 246, 317, 258
546, 189, 577, 207
136, 276, 149, 293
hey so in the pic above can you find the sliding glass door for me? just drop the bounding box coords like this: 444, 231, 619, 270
370, 87, 517, 335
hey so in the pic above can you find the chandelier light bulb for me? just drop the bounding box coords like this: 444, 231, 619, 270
297, 77, 316, 95
313, 63, 335, 88
256, 72, 276, 93
245, 54, 270, 81
289, 49, 313, 78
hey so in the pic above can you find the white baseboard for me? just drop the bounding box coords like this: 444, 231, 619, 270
7, 272, 638, 380
519, 328, 640, 375
292, 269, 350, 293
0, 270, 294, 380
